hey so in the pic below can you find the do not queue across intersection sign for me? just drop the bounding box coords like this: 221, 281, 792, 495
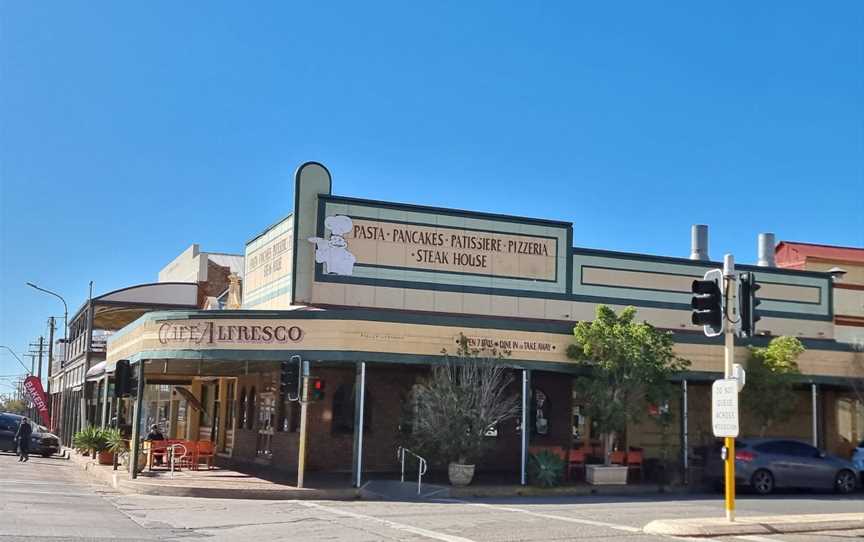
712, 378, 739, 438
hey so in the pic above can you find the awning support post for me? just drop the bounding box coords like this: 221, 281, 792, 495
352, 361, 366, 488
130, 360, 145, 479
811, 383, 819, 447
100, 375, 110, 428
521, 368, 531, 486
681, 379, 689, 484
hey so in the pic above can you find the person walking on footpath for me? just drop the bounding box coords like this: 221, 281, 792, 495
15, 417, 33, 462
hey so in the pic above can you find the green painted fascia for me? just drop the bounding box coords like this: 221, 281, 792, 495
320, 194, 573, 229
571, 246, 833, 280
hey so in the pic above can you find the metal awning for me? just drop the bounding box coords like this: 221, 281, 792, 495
85, 360, 108, 381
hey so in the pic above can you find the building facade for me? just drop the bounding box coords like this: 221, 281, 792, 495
49, 245, 243, 445
92, 162, 861, 485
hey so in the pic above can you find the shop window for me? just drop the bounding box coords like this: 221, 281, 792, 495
332, 384, 371, 434
836, 398, 864, 448
199, 385, 211, 427
398, 385, 421, 434
225, 381, 236, 431
246, 387, 256, 430
532, 388, 550, 436
238, 388, 247, 429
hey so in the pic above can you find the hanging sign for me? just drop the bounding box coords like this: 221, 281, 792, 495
23, 376, 50, 426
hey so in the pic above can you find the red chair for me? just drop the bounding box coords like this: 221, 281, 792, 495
626, 450, 643, 482
196, 440, 215, 470
146, 440, 168, 470
608, 451, 626, 465
566, 449, 586, 481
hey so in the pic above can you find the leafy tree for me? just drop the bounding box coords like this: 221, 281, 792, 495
405, 334, 521, 465
0, 395, 27, 415
567, 305, 689, 466
741, 336, 805, 437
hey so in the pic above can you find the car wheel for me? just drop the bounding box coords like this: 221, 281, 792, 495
751, 469, 774, 495
835, 470, 857, 494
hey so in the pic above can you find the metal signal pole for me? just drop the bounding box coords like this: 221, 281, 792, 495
723, 254, 737, 522
297, 360, 310, 489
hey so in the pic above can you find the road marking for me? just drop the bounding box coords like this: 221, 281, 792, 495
433, 498, 642, 533
299, 501, 477, 542
735, 536, 788, 542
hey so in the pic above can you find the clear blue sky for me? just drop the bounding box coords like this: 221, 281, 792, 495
1, 2, 862, 380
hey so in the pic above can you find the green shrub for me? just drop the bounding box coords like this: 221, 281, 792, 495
528, 450, 565, 487
72, 426, 109, 455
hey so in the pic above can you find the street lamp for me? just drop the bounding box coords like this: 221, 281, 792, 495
25, 282, 68, 365
0, 345, 31, 374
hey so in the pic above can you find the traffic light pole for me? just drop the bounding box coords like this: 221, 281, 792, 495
723, 254, 736, 522
297, 362, 310, 489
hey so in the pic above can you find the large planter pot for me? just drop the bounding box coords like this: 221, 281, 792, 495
97, 451, 114, 465
586, 465, 628, 485
448, 463, 476, 486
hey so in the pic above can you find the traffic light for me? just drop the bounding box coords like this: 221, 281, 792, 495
114, 360, 132, 398
309, 377, 325, 401
280, 356, 301, 401
738, 271, 762, 337
691, 269, 724, 337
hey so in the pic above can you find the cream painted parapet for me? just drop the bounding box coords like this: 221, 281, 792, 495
244, 215, 294, 310
244, 161, 836, 341
292, 162, 332, 306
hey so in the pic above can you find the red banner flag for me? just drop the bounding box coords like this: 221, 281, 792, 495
23, 376, 50, 427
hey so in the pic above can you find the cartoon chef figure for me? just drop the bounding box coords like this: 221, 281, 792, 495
308, 215, 356, 276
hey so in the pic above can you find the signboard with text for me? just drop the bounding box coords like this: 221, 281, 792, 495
712, 379, 739, 438
312, 196, 570, 296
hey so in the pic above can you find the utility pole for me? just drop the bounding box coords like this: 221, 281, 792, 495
46, 317, 55, 420
33, 337, 44, 380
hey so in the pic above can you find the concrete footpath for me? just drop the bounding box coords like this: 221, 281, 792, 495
644, 512, 864, 537
70, 450, 691, 501
70, 452, 360, 500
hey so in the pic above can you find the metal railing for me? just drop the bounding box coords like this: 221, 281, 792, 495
167, 443, 188, 479
396, 446, 427, 495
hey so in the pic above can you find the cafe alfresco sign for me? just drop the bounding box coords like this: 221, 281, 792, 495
158, 321, 304, 345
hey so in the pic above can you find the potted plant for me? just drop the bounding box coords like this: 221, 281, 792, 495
405, 335, 521, 486
104, 427, 127, 466
567, 306, 689, 485
72, 426, 103, 458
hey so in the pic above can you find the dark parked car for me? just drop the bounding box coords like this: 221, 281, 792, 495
0, 412, 61, 457
705, 438, 859, 495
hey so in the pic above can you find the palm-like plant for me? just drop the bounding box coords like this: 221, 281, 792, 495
72, 426, 109, 456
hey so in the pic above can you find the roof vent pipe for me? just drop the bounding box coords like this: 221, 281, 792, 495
757, 233, 776, 267
690, 225, 709, 261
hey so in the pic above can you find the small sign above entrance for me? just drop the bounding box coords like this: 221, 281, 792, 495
712, 379, 739, 438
